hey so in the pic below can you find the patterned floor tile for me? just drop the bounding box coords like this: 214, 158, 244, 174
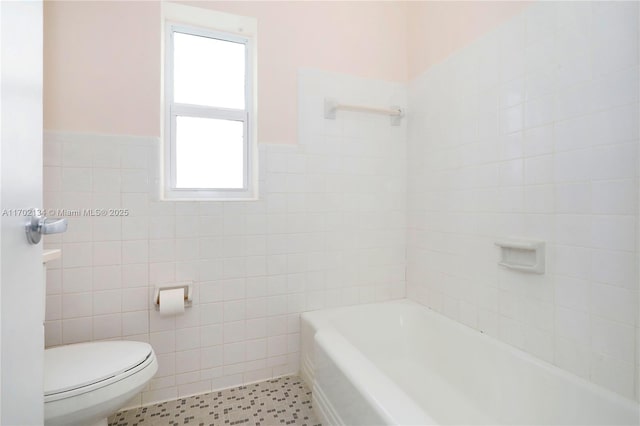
108, 376, 321, 426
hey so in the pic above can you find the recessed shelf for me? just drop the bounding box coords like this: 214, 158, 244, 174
495, 239, 545, 274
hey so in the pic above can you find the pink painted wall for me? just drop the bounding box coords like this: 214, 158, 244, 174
44, 1, 160, 137
44, 1, 408, 143
43, 1, 531, 141
407, 1, 532, 79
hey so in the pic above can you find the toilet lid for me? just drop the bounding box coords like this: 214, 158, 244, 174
44, 341, 152, 396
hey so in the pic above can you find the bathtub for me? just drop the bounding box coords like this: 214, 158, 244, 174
301, 300, 639, 425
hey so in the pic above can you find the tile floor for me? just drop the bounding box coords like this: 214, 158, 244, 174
108, 376, 322, 426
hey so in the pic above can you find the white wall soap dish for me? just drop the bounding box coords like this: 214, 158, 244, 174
495, 239, 545, 274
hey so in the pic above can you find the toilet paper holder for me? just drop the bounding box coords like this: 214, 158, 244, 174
153, 283, 193, 311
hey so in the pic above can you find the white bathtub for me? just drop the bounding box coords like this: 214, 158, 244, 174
301, 300, 639, 425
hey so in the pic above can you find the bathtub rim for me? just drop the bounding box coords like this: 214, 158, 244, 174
301, 299, 640, 417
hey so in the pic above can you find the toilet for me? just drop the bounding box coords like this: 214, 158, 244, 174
41, 251, 158, 425
44, 340, 158, 426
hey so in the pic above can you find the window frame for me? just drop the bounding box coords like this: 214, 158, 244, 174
163, 21, 256, 200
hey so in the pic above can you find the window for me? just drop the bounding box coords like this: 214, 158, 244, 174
163, 7, 257, 200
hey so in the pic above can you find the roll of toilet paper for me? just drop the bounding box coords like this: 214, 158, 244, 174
159, 288, 185, 316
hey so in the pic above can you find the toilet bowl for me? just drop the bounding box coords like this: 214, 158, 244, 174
44, 340, 158, 426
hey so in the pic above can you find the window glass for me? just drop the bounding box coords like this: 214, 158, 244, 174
175, 116, 244, 189
173, 32, 246, 109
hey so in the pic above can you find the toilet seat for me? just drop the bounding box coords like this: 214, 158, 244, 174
44, 341, 154, 403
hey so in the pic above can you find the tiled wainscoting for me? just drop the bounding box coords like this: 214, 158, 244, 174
407, 2, 639, 399
43, 69, 407, 407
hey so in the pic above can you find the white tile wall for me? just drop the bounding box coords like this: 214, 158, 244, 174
43, 69, 407, 407
407, 2, 639, 400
